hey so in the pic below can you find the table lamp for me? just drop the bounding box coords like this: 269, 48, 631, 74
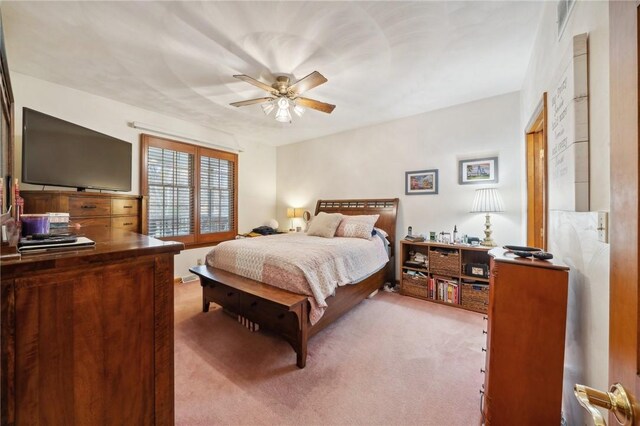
470, 188, 505, 247
287, 208, 304, 232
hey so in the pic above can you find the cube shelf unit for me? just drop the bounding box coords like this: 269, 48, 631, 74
399, 240, 491, 313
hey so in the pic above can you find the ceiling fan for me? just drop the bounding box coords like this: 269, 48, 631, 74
230, 71, 336, 123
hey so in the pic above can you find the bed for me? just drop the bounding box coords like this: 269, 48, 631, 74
189, 198, 399, 368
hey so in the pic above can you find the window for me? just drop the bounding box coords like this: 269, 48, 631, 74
140, 134, 237, 246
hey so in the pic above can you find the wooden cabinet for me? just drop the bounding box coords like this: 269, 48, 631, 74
1, 228, 183, 425
21, 191, 142, 232
482, 248, 569, 425
399, 240, 490, 313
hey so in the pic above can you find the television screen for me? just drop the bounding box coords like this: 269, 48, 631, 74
22, 108, 132, 192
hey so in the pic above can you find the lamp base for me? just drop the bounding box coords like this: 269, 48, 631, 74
481, 213, 498, 247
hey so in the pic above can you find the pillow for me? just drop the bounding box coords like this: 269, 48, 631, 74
335, 214, 380, 239
306, 212, 343, 238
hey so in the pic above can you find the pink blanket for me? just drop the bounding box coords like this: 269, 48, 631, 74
206, 233, 389, 324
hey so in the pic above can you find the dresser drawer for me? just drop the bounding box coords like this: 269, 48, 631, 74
111, 216, 139, 232
68, 196, 111, 216
202, 281, 240, 312
112, 198, 139, 216
72, 217, 110, 228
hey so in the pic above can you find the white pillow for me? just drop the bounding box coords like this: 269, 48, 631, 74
335, 214, 380, 239
306, 212, 343, 238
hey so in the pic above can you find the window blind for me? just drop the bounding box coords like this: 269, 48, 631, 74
200, 156, 234, 234
147, 146, 194, 238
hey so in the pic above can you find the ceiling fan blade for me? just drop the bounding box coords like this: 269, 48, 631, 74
296, 97, 336, 114
233, 75, 276, 94
288, 71, 328, 95
229, 97, 274, 107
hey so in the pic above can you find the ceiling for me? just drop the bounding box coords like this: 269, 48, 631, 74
3, 1, 543, 147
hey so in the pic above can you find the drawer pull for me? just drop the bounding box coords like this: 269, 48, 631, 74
227, 292, 234, 297
482, 347, 487, 352
483, 316, 488, 321
122, 222, 133, 226
250, 301, 258, 307
278, 313, 285, 320
481, 368, 486, 374
482, 330, 487, 335
81, 205, 97, 209
123, 205, 133, 209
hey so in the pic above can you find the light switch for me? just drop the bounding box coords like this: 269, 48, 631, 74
597, 211, 608, 243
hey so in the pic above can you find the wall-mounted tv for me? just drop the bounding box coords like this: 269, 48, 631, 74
22, 108, 132, 192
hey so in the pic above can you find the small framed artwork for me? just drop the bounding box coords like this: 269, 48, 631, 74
405, 169, 438, 195
458, 157, 499, 185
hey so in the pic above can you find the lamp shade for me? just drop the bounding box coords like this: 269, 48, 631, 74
470, 188, 505, 213
287, 208, 295, 218
294, 208, 304, 218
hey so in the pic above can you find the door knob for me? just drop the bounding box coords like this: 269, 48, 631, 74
574, 383, 633, 426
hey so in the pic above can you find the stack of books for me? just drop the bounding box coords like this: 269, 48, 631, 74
427, 277, 460, 304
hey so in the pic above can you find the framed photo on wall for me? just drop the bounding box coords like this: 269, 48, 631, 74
405, 169, 438, 195
459, 157, 498, 185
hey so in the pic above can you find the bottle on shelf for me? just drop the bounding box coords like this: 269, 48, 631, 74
14, 178, 23, 227
453, 225, 458, 244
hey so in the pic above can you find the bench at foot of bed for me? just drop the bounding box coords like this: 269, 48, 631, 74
190, 265, 310, 368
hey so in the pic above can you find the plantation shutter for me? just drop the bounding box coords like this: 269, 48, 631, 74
200, 156, 235, 234
141, 134, 238, 247
146, 146, 194, 239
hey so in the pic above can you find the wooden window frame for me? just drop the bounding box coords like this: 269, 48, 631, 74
140, 134, 238, 248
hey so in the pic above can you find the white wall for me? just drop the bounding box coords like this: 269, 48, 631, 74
276, 92, 524, 264
519, 1, 610, 423
11, 72, 277, 277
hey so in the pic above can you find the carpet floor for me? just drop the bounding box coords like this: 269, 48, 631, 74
175, 283, 485, 425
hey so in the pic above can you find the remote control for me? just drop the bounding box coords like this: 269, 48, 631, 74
533, 252, 554, 260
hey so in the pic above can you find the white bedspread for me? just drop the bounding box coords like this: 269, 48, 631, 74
206, 233, 389, 324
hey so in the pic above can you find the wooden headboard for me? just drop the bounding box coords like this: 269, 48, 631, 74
315, 198, 399, 255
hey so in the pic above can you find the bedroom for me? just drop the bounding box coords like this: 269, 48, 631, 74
0, 1, 635, 425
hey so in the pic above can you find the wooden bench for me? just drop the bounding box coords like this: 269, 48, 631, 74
189, 265, 311, 367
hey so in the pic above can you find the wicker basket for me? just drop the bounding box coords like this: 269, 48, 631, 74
429, 249, 460, 276
401, 273, 429, 298
461, 283, 489, 313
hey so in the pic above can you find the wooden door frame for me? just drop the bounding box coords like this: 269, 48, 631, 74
609, 0, 639, 420
525, 93, 548, 250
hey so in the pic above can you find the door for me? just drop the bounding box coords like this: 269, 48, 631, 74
574, 2, 640, 425
525, 94, 547, 249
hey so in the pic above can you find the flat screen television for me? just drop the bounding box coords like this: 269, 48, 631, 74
22, 108, 132, 192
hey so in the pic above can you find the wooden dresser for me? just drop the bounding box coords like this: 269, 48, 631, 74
21, 190, 142, 232
1, 228, 183, 425
482, 248, 569, 425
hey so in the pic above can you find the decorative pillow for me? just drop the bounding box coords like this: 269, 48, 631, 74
306, 212, 343, 238
335, 214, 380, 239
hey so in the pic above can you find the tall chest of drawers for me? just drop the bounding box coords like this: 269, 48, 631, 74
482, 248, 569, 425
21, 190, 142, 233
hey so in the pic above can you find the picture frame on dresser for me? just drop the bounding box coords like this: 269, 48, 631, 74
405, 169, 438, 195
458, 156, 498, 185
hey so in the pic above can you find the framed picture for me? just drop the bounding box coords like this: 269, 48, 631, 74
405, 169, 438, 195
458, 157, 498, 185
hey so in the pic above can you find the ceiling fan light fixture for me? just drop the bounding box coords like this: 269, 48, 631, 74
277, 97, 290, 109
275, 106, 292, 123
293, 103, 305, 117
231, 71, 335, 122
261, 101, 275, 115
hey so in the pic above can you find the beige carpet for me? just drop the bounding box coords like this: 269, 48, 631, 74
175, 282, 485, 425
